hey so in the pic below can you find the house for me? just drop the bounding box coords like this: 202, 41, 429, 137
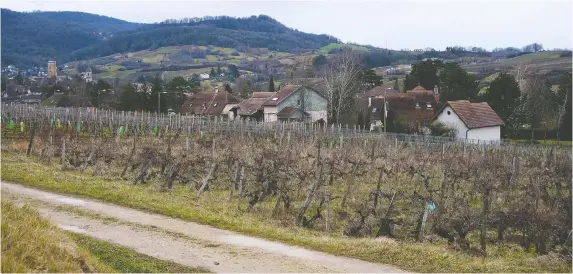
180, 88, 240, 119
233, 92, 270, 121
234, 85, 328, 123
41, 93, 92, 108
262, 85, 327, 122
407, 85, 440, 103
359, 86, 399, 98
434, 100, 504, 142
199, 73, 210, 80
356, 93, 436, 132
353, 85, 439, 131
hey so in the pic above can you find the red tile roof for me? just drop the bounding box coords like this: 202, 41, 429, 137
180, 91, 239, 115
236, 97, 268, 116
411, 85, 430, 91
438, 100, 504, 129
360, 86, 400, 98
252, 92, 275, 99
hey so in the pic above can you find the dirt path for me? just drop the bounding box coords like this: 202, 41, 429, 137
1, 182, 404, 273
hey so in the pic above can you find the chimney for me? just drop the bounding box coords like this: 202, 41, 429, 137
433, 85, 439, 95
368, 97, 371, 107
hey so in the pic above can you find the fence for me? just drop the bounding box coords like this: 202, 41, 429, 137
1, 103, 570, 149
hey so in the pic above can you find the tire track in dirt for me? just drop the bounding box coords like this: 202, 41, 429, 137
1, 182, 404, 273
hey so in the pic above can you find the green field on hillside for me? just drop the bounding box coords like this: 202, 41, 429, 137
320, 43, 369, 54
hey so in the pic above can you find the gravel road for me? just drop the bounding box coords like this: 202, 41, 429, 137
1, 182, 404, 273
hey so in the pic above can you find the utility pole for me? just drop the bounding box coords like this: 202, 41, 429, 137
383, 91, 387, 133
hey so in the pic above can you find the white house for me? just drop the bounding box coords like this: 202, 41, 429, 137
199, 73, 210, 80
261, 85, 328, 123
434, 100, 504, 143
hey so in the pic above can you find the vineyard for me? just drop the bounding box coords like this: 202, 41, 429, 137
1, 104, 572, 271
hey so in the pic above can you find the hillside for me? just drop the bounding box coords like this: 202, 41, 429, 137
31, 11, 141, 33
0, 9, 140, 67
67, 15, 338, 62
1, 10, 340, 67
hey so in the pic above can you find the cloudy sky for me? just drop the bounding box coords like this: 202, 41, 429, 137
3, 0, 572, 50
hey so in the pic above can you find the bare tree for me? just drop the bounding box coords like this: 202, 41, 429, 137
513, 61, 530, 93
319, 52, 364, 124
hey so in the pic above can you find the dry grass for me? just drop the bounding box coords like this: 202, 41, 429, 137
0, 200, 114, 273
1, 153, 569, 273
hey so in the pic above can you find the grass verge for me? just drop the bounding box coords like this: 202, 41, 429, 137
67, 232, 210, 273
0, 200, 114, 273
1, 153, 569, 273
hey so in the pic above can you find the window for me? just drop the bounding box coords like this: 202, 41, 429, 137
213, 103, 218, 107
271, 97, 278, 101
447, 110, 451, 115
297, 99, 301, 106
426, 103, 432, 108
372, 107, 377, 112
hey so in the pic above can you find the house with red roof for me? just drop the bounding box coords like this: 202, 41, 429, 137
434, 100, 504, 142
180, 87, 240, 119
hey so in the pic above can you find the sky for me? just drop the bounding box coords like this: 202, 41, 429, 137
2, 0, 572, 50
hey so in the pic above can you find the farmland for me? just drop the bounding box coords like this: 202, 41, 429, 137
1, 104, 571, 273
461, 51, 572, 75
64, 45, 299, 82
320, 43, 370, 54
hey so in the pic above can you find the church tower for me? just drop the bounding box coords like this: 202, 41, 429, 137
47, 59, 57, 78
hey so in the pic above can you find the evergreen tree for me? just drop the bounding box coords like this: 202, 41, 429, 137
438, 62, 478, 102
224, 83, 233, 94
166, 76, 190, 111
483, 72, 521, 123
312, 54, 327, 68
147, 74, 164, 113
210, 67, 217, 77
119, 83, 140, 111
393, 79, 400, 91
404, 60, 444, 90
15, 72, 24, 85
364, 108, 371, 130
89, 79, 112, 107
359, 69, 383, 89
357, 111, 364, 129
239, 81, 251, 99
227, 64, 240, 79
1, 76, 8, 92
217, 66, 222, 75
268, 75, 275, 93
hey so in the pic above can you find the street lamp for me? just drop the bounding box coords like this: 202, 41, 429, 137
158, 91, 168, 114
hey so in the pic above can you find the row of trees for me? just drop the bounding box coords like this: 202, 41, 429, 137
118, 75, 200, 112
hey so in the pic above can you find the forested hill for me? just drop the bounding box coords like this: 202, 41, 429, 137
1, 9, 140, 67
68, 15, 339, 62
30, 11, 142, 33
1, 10, 340, 67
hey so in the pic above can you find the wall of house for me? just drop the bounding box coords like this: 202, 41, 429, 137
222, 104, 238, 115
263, 106, 278, 122
435, 106, 469, 139
467, 126, 501, 142
278, 87, 328, 122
